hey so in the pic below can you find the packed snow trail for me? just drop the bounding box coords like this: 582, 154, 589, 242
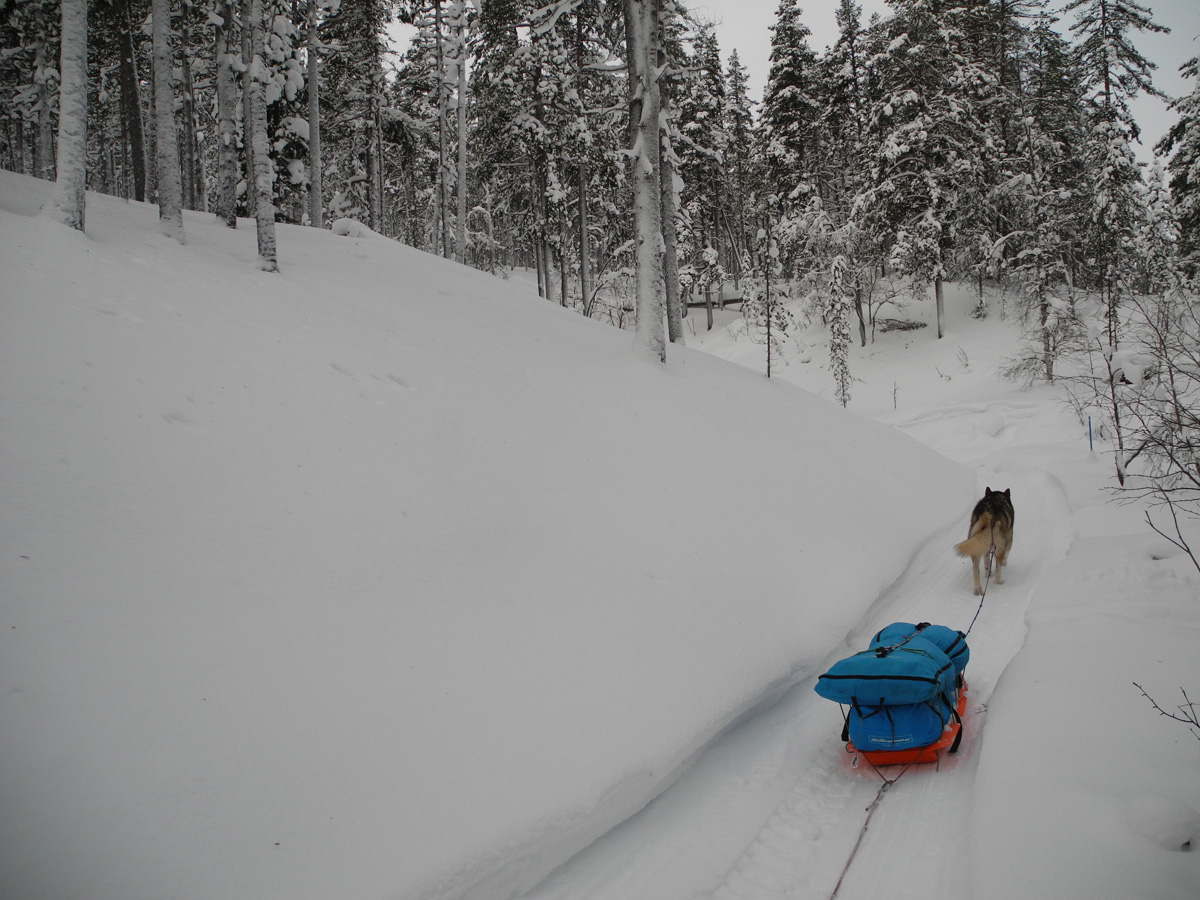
521, 398, 1076, 900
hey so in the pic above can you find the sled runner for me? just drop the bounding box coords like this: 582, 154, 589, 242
814, 622, 969, 766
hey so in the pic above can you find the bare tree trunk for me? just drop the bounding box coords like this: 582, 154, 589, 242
434, 0, 451, 256
306, 0, 323, 228
578, 162, 593, 310
935, 273, 945, 339
214, 0, 238, 227
152, 0, 185, 241
660, 67, 683, 345
34, 39, 55, 180
245, 0, 277, 270
14, 117, 27, 175
239, 5, 256, 218
624, 0, 666, 363
574, 21, 594, 310
455, 11, 468, 262
179, 7, 199, 210
41, 0, 88, 231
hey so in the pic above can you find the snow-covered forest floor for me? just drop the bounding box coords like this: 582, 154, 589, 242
1, 171, 1197, 900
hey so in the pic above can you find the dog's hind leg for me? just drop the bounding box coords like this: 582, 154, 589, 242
971, 556, 983, 595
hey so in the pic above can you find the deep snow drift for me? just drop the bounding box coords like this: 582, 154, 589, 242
1, 170, 1197, 900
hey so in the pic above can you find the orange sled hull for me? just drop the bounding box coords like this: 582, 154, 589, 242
847, 683, 968, 766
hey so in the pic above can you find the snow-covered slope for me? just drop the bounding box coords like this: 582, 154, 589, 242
0, 172, 971, 900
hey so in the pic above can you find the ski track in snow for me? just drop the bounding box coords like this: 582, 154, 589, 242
524, 399, 1077, 900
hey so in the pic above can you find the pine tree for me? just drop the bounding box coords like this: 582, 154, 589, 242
1065, 0, 1168, 342
675, 24, 727, 275
1156, 55, 1200, 277
739, 210, 797, 378
814, 0, 876, 345
994, 12, 1089, 382
759, 0, 821, 212
855, 0, 992, 339
723, 49, 758, 284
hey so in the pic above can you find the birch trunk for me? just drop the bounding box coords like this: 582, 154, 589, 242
152, 0, 185, 242
41, 0, 87, 231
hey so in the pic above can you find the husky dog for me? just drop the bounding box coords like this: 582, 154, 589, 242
955, 487, 1014, 596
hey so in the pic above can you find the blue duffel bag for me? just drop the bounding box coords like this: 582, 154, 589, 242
814, 635, 957, 707
847, 693, 957, 751
870, 621, 970, 678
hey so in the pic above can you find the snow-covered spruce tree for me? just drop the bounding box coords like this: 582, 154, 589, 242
675, 23, 728, 280
1065, 0, 1168, 346
152, 0, 185, 241
827, 257, 855, 407
792, 197, 862, 401
815, 0, 869, 219
723, 49, 759, 283
624, 0, 667, 363
813, 0, 878, 347
995, 14, 1090, 384
739, 208, 797, 378
855, 0, 992, 340
39, 0, 87, 231
758, 0, 821, 239
1156, 55, 1200, 279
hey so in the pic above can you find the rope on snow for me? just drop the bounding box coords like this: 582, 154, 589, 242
827, 763, 913, 899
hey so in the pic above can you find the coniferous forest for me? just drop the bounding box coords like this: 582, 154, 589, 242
4, 0, 1200, 515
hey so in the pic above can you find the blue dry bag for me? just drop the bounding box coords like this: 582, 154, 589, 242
813, 635, 956, 707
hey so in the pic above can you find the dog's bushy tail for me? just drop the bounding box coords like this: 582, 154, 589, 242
955, 512, 995, 558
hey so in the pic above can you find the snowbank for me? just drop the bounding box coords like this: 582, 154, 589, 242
0, 171, 972, 900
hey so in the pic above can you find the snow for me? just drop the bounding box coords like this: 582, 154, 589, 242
1, 169, 1198, 900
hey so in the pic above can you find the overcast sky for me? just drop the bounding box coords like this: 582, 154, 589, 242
689, 0, 1199, 159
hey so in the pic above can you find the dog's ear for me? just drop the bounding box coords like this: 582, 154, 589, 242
1003, 488, 1011, 497
984, 486, 992, 495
